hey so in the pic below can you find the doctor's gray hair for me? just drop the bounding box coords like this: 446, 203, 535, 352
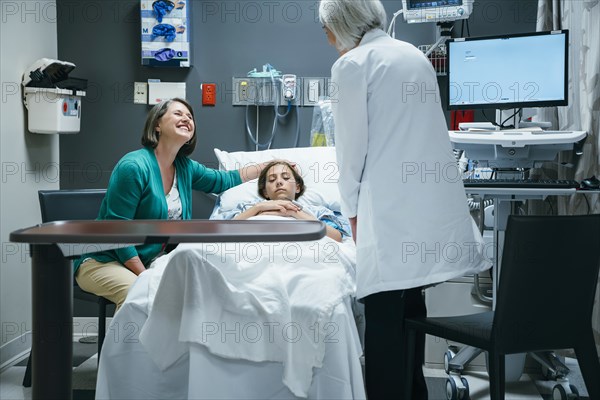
319, 0, 387, 52
141, 97, 197, 157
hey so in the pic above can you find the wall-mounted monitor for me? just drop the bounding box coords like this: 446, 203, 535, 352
447, 30, 569, 110
402, 0, 473, 24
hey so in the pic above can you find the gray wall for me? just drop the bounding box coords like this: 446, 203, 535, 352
1, 0, 59, 352
57, 0, 432, 210
56, 0, 536, 316
58, 0, 538, 197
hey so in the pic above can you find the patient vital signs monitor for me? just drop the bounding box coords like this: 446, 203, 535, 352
402, 0, 473, 23
447, 30, 568, 110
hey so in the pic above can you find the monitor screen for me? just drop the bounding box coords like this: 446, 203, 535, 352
447, 30, 568, 110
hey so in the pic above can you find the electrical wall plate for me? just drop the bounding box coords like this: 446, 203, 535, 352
202, 83, 216, 106
134, 82, 148, 104
301, 77, 326, 107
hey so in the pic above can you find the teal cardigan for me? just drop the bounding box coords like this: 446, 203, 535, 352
73, 147, 241, 273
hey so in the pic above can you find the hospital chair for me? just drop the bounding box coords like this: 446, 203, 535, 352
23, 189, 113, 387
402, 214, 600, 400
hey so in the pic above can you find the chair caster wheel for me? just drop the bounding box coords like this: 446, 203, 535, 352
552, 383, 579, 400
444, 349, 456, 374
569, 385, 579, 398
446, 377, 458, 400
460, 377, 470, 399
446, 376, 469, 400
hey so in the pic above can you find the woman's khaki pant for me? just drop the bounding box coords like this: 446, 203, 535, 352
75, 258, 137, 310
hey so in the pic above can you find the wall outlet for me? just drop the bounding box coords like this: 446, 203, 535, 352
239, 80, 249, 103
202, 83, 216, 106
301, 77, 326, 106
134, 82, 147, 104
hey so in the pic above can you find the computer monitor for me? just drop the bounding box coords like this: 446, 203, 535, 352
402, 0, 473, 24
447, 30, 569, 110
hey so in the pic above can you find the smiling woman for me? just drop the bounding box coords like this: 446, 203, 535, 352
72, 98, 275, 309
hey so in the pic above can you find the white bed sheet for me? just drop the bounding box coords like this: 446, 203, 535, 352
95, 240, 365, 399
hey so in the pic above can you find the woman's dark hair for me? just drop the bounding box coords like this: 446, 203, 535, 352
257, 161, 305, 200
141, 97, 197, 157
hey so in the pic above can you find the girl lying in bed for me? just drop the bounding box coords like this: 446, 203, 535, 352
212, 160, 350, 242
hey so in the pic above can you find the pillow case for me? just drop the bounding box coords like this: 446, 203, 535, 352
214, 147, 341, 212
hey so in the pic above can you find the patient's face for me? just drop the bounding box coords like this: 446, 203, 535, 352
263, 164, 300, 200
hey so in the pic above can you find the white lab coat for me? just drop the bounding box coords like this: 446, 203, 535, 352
331, 29, 490, 299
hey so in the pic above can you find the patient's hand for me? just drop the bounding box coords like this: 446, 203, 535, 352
234, 200, 301, 220
257, 200, 301, 213
257, 210, 293, 217
285, 210, 317, 221
258, 209, 317, 222
282, 210, 343, 242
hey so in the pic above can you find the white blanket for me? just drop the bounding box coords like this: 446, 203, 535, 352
139, 223, 356, 397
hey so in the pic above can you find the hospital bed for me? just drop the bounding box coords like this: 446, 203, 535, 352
95, 147, 366, 400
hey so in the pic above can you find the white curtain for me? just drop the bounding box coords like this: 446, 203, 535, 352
536, 0, 600, 356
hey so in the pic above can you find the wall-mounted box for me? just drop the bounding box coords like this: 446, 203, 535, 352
141, 0, 191, 67
23, 88, 85, 134
22, 58, 87, 134
148, 82, 186, 105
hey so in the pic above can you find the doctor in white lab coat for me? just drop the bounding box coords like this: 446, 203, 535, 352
319, 1, 491, 398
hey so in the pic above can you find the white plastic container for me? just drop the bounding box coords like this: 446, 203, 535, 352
23, 87, 85, 134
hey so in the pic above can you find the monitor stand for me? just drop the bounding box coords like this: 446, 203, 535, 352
424, 22, 454, 57
495, 108, 552, 130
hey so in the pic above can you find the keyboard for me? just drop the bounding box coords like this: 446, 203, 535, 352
462, 179, 580, 189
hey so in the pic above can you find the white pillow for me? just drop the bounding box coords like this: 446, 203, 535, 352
214, 147, 341, 212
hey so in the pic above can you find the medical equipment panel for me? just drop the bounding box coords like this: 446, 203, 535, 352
232, 77, 330, 107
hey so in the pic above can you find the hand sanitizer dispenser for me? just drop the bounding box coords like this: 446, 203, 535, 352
22, 58, 87, 134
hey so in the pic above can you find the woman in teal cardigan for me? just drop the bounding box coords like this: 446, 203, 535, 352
75, 98, 269, 309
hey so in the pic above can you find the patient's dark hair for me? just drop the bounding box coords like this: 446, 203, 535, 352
258, 161, 305, 200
